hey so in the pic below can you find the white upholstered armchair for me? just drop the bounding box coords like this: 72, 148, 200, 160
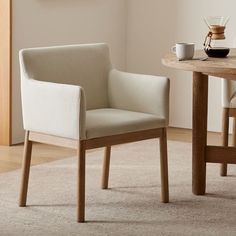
19, 43, 170, 222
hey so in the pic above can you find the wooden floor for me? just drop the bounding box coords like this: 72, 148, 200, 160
0, 127, 224, 173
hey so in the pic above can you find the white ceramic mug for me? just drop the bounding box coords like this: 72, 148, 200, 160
172, 43, 195, 60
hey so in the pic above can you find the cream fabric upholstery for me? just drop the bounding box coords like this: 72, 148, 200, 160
21, 78, 86, 139
21, 44, 111, 110
20, 43, 169, 140
86, 109, 166, 139
109, 70, 169, 120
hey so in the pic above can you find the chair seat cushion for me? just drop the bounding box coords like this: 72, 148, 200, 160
86, 108, 166, 139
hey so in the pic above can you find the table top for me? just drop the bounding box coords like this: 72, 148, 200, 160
162, 48, 236, 77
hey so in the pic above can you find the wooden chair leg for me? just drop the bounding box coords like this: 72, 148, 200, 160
230, 116, 236, 171
77, 140, 86, 223
19, 131, 33, 207
101, 146, 111, 189
220, 108, 229, 176
159, 128, 169, 203
233, 116, 236, 146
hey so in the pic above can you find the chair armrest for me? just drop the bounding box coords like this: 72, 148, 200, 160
108, 69, 170, 123
21, 77, 86, 139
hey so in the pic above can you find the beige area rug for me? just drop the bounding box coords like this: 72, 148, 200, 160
1, 140, 236, 236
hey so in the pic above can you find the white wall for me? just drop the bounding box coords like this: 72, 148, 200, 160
127, 0, 236, 132
11, 0, 236, 143
12, 0, 127, 143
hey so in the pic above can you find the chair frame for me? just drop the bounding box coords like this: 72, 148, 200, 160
220, 107, 236, 176
19, 127, 169, 222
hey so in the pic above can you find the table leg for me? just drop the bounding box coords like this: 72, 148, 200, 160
192, 72, 208, 195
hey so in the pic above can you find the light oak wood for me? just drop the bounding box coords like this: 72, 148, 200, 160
20, 127, 169, 222
220, 108, 229, 176
29, 131, 77, 149
192, 72, 208, 195
206, 146, 236, 164
159, 128, 169, 203
0, 143, 75, 173
101, 146, 111, 189
0, 0, 11, 145
162, 48, 236, 76
162, 50, 236, 196
19, 131, 32, 206
1, 127, 197, 174
29, 129, 163, 150
166, 127, 223, 145
85, 128, 162, 149
77, 140, 86, 223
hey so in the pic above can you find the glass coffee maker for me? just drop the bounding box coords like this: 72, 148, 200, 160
203, 16, 230, 57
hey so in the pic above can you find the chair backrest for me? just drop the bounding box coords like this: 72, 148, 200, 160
20, 43, 112, 110
222, 40, 236, 108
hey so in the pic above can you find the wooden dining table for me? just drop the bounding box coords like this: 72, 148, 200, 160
162, 48, 236, 195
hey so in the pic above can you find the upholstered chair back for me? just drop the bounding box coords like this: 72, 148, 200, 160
222, 40, 236, 108
222, 80, 236, 107
20, 43, 112, 110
